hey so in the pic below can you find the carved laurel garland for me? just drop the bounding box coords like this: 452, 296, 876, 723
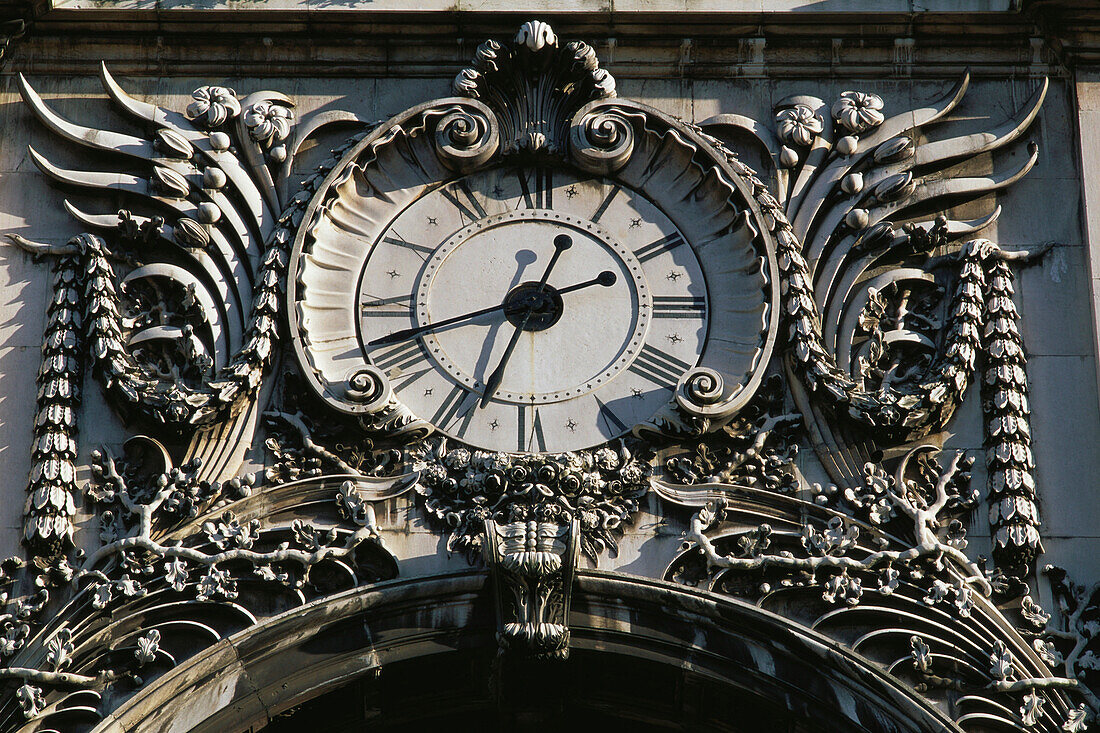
981, 257, 1041, 580
23, 250, 85, 556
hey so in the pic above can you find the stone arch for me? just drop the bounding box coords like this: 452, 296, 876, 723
90, 572, 958, 733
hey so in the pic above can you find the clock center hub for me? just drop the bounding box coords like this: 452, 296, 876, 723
502, 281, 565, 332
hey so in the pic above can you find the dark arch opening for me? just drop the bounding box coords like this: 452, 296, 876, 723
258, 647, 860, 733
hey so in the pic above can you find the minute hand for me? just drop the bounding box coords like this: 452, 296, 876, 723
366, 271, 616, 347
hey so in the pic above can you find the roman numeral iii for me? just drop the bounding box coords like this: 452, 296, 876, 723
651, 295, 706, 318
635, 232, 685, 263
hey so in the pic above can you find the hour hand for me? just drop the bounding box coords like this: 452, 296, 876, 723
366, 299, 509, 346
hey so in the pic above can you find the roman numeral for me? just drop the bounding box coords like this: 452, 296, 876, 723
590, 184, 621, 223
361, 294, 413, 317
527, 408, 547, 452
372, 340, 427, 372
628, 343, 691, 388
392, 368, 431, 393
515, 403, 547, 452
516, 168, 553, 210
635, 232, 686, 263
432, 384, 477, 436
595, 395, 629, 434
382, 233, 433, 258
651, 296, 706, 319
441, 181, 487, 223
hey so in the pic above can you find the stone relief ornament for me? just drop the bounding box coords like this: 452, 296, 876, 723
484, 509, 579, 659
1, 18, 1094, 733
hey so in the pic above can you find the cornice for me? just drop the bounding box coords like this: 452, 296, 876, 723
2, 1, 1096, 77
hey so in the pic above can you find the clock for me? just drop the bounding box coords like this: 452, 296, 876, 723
356, 166, 707, 453
288, 97, 777, 455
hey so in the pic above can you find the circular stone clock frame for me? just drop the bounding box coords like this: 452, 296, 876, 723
287, 96, 781, 453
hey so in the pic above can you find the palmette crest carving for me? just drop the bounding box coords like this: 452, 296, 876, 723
3, 19, 1097, 733
454, 20, 616, 155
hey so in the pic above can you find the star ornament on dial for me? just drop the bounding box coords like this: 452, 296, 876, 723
356, 167, 709, 454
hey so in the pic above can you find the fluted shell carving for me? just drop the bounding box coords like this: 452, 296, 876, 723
452, 22, 617, 156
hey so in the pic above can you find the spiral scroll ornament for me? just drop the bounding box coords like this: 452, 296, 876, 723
433, 102, 500, 174
345, 366, 392, 413
569, 106, 636, 175
676, 368, 727, 416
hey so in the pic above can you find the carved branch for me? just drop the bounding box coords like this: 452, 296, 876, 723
264, 410, 361, 475
686, 507, 991, 595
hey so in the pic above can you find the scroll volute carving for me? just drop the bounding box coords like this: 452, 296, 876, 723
484, 509, 579, 660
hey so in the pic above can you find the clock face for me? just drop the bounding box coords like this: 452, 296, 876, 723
356, 166, 708, 453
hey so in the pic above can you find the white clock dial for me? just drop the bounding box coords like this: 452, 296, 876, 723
356, 166, 708, 453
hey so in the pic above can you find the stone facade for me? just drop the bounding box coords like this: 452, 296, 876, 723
0, 3, 1097, 731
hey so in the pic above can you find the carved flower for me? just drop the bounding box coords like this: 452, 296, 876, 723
989, 640, 1013, 681
578, 507, 600, 530
557, 471, 582, 497
1033, 638, 1064, 668
244, 101, 293, 145
478, 451, 511, 474
594, 447, 620, 472
619, 461, 646, 485
953, 582, 975, 618
292, 519, 336, 551
775, 104, 823, 147
421, 463, 447, 486
878, 564, 900, 595
444, 448, 472, 471
924, 579, 950, 606
336, 481, 372, 527
92, 582, 113, 610
203, 511, 260, 550
1064, 704, 1089, 731
944, 519, 968, 550
581, 472, 604, 494
253, 564, 288, 584
831, 91, 885, 134
821, 571, 862, 606
16, 684, 43, 720
186, 86, 241, 128
0, 624, 28, 658
195, 567, 238, 602
1021, 595, 1052, 629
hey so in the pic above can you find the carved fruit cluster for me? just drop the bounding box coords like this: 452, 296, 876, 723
411, 437, 650, 563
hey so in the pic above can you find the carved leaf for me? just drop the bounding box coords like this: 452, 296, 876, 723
1020, 691, 1044, 727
